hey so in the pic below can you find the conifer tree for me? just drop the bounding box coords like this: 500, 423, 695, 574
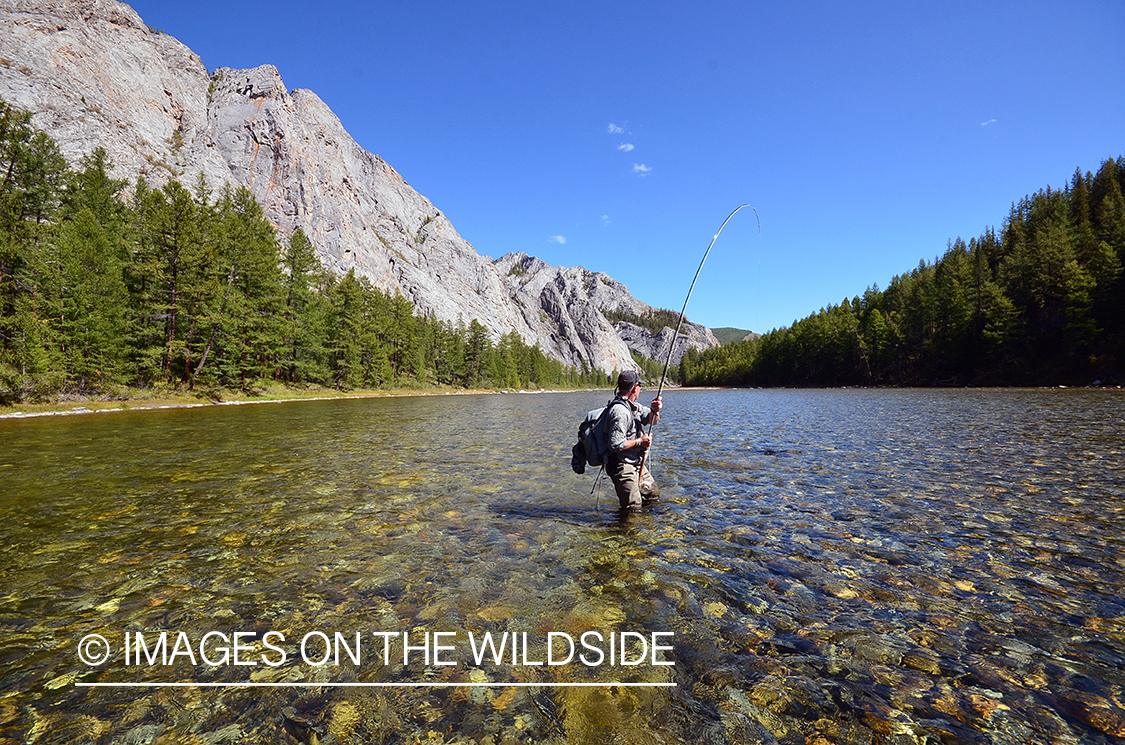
0, 99, 67, 398
465, 319, 489, 388
206, 185, 285, 387
1095, 178, 1125, 274
327, 269, 364, 388
385, 293, 419, 384
63, 148, 129, 241
47, 208, 129, 389
1061, 259, 1097, 357
129, 178, 205, 385
1071, 168, 1100, 272
280, 228, 329, 383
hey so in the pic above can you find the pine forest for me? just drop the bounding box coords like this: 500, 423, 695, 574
681, 156, 1125, 388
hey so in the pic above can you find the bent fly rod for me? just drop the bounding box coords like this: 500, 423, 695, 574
642, 203, 760, 463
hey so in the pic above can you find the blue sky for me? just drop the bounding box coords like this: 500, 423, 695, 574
128, 0, 1124, 333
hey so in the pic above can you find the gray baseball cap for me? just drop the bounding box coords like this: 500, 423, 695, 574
617, 370, 640, 388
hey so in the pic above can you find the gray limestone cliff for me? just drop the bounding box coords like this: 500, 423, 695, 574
495, 253, 718, 371
0, 0, 718, 374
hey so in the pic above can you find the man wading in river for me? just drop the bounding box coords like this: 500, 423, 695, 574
606, 370, 663, 510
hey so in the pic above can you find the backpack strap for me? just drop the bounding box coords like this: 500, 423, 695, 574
601, 397, 635, 464
600, 397, 630, 425
611, 396, 639, 423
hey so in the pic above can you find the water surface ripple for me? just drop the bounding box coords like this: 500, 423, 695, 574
1, 389, 1122, 744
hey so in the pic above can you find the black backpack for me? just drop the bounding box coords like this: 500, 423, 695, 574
570, 399, 628, 474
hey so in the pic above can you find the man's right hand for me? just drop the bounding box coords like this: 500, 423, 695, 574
638, 434, 652, 449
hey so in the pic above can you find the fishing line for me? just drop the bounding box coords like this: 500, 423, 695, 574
642, 204, 760, 463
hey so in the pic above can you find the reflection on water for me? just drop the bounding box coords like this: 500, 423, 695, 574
1, 389, 1123, 743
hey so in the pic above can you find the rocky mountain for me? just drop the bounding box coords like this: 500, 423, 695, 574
0, 0, 718, 374
495, 252, 717, 372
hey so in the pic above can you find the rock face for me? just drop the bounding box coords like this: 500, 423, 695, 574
0, 0, 718, 374
495, 253, 718, 374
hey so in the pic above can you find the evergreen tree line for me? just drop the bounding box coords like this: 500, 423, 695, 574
0, 99, 607, 403
630, 349, 679, 385
681, 157, 1125, 387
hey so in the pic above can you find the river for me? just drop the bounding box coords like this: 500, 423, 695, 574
1, 388, 1122, 743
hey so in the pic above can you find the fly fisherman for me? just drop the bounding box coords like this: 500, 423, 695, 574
606, 370, 663, 510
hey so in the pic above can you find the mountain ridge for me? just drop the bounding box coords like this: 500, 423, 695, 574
0, 0, 718, 374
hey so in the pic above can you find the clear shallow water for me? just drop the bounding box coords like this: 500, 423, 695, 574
1, 389, 1123, 744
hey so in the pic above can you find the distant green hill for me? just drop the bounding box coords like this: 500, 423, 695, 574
710, 327, 754, 345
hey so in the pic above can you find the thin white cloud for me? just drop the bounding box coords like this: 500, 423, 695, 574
980, 118, 997, 126
607, 123, 625, 134
549, 235, 567, 244
632, 163, 652, 175
601, 214, 611, 226
618, 143, 635, 152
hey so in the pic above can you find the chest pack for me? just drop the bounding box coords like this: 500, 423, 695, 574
570, 399, 630, 474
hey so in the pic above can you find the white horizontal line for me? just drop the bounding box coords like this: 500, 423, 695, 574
76, 681, 676, 688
